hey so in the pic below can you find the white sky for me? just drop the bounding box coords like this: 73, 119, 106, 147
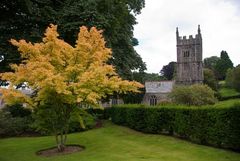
134, 0, 240, 73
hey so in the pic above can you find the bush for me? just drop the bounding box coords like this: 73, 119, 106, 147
0, 110, 33, 137
0, 104, 34, 137
3, 104, 32, 117
68, 109, 97, 133
169, 84, 217, 106
109, 101, 240, 151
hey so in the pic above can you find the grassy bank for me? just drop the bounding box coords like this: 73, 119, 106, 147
0, 122, 239, 161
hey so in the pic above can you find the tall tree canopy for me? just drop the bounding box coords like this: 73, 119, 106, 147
203, 56, 220, 70
0, 25, 143, 151
0, 0, 146, 78
214, 51, 233, 80
160, 61, 176, 80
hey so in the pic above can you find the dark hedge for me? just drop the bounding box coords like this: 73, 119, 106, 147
107, 103, 240, 151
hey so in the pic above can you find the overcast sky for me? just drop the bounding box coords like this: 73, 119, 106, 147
134, 0, 240, 73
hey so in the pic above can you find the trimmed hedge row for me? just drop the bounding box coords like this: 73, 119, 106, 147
107, 103, 240, 151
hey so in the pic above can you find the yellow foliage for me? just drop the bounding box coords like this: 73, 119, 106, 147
0, 24, 143, 107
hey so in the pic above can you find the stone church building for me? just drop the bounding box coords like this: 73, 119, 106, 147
143, 25, 204, 105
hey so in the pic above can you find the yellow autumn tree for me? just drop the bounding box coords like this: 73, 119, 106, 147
0, 24, 143, 151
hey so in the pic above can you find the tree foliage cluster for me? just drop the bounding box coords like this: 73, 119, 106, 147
214, 51, 234, 80
203, 68, 218, 91
225, 65, 240, 92
203, 51, 233, 81
0, 104, 33, 137
160, 61, 176, 80
0, 0, 146, 78
169, 84, 217, 106
0, 25, 142, 151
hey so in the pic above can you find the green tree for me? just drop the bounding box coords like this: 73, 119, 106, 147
203, 56, 220, 70
203, 68, 218, 90
169, 84, 217, 106
0, 0, 146, 79
226, 65, 240, 92
225, 68, 234, 88
160, 61, 176, 80
0, 0, 60, 73
214, 51, 233, 80
232, 66, 240, 92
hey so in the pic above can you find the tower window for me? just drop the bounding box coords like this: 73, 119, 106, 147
183, 51, 190, 57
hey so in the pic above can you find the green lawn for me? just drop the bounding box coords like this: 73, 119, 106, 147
219, 87, 240, 97
0, 122, 239, 161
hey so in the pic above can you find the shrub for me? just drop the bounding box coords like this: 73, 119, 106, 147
109, 101, 240, 151
0, 104, 34, 137
69, 109, 97, 133
169, 84, 217, 106
0, 110, 33, 137
3, 104, 31, 117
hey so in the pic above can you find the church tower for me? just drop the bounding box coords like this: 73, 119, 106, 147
176, 25, 203, 85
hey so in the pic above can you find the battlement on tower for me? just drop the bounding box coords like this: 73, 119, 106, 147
177, 35, 201, 45
178, 34, 200, 40
176, 25, 202, 45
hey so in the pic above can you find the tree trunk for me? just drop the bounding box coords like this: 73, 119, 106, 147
56, 134, 65, 152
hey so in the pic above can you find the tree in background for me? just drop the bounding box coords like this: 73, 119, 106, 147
214, 51, 233, 80
0, 25, 143, 151
160, 61, 176, 80
226, 65, 240, 92
132, 72, 164, 84
0, 0, 146, 79
59, 0, 146, 79
203, 56, 220, 75
203, 68, 218, 91
0, 0, 59, 73
225, 68, 234, 88
232, 65, 240, 92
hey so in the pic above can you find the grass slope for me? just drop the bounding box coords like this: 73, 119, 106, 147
0, 122, 239, 161
219, 88, 240, 97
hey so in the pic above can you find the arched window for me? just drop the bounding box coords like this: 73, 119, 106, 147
150, 95, 157, 106
112, 98, 118, 105
183, 51, 190, 57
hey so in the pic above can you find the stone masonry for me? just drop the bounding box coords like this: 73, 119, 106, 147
176, 25, 203, 85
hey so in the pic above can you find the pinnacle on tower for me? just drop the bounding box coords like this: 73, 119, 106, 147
198, 25, 201, 34
176, 27, 179, 41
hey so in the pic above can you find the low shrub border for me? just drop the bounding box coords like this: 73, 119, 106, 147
107, 102, 240, 151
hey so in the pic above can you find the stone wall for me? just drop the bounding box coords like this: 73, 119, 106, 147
143, 81, 174, 105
